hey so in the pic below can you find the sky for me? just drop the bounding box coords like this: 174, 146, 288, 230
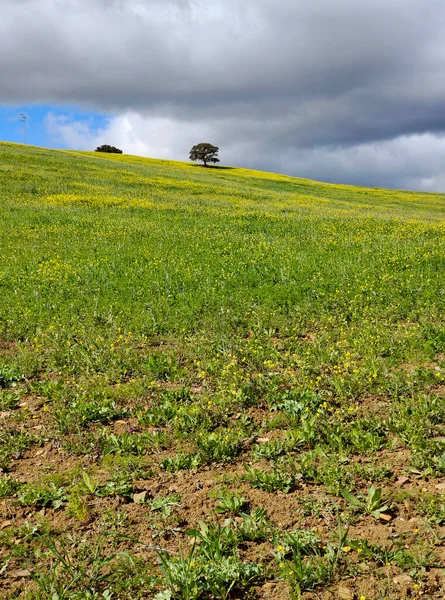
2, 0, 445, 191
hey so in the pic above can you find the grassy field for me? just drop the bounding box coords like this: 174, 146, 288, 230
1, 141, 445, 599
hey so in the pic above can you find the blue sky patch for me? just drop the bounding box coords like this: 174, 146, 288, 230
0, 105, 109, 149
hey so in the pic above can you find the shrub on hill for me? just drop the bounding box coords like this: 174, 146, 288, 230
95, 145, 123, 154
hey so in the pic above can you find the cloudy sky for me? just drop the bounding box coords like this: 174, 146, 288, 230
2, 0, 445, 191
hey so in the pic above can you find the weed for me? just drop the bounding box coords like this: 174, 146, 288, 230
350, 537, 435, 571
274, 529, 321, 557
242, 465, 293, 492
195, 430, 243, 464
214, 489, 248, 515
352, 463, 393, 483
0, 429, 35, 469
253, 438, 286, 459
0, 366, 22, 388
100, 509, 129, 529
99, 430, 170, 456
203, 557, 264, 600
24, 533, 136, 599
422, 496, 445, 525
186, 521, 239, 559
17, 481, 67, 509
0, 390, 20, 410
157, 543, 203, 600
298, 450, 354, 494
95, 473, 134, 500
0, 476, 21, 499
237, 508, 270, 541
80, 470, 98, 495
151, 494, 182, 517
159, 524, 265, 600
341, 485, 390, 519
161, 452, 202, 472
67, 492, 91, 522
277, 520, 348, 596
296, 496, 338, 519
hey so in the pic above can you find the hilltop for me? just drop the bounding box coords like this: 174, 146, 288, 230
2, 142, 445, 218
1, 142, 445, 599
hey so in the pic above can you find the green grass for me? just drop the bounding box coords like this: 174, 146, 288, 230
1, 141, 445, 599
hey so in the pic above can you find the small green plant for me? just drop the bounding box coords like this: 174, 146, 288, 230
196, 430, 242, 464
95, 473, 134, 500
0, 365, 22, 388
138, 400, 179, 427
279, 551, 332, 594
341, 485, 390, 519
161, 452, 202, 472
67, 491, 91, 521
53, 398, 129, 435
0, 476, 21, 499
296, 496, 338, 519
287, 417, 319, 448
25, 533, 134, 598
157, 543, 203, 600
81, 470, 98, 495
0, 390, 20, 410
186, 520, 239, 559
151, 494, 182, 517
269, 389, 321, 417
349, 537, 433, 570
19, 519, 50, 540
203, 556, 264, 600
253, 439, 286, 459
432, 450, 445, 474
422, 496, 445, 525
17, 482, 67, 509
352, 463, 392, 482
100, 509, 129, 529
159, 521, 265, 600
297, 450, 354, 495
99, 430, 170, 456
214, 489, 248, 515
237, 508, 270, 541
346, 419, 388, 454
0, 429, 35, 469
277, 520, 348, 595
242, 465, 293, 493
274, 529, 321, 557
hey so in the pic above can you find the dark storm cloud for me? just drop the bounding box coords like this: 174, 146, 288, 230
3, 0, 445, 189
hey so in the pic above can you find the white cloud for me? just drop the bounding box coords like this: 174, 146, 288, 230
45, 111, 215, 158
45, 113, 99, 149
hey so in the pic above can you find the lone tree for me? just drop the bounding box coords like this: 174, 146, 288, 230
95, 144, 123, 154
189, 142, 220, 167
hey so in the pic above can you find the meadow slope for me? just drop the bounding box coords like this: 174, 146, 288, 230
1, 142, 445, 599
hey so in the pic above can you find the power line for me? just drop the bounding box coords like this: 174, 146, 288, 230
21, 113, 27, 144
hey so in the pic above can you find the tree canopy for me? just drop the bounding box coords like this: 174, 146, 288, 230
189, 143, 220, 167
